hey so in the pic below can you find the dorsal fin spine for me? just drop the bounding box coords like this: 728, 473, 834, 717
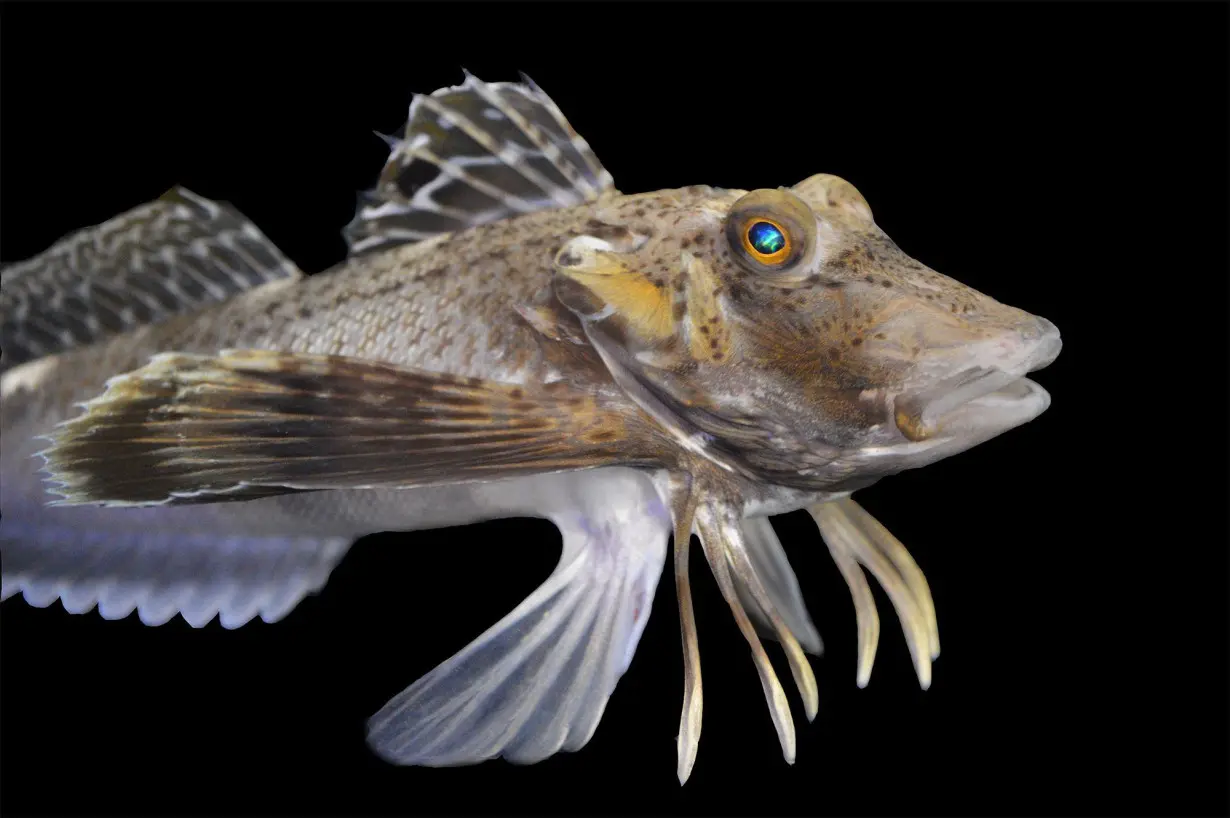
343, 72, 618, 257
418, 95, 576, 210
518, 73, 614, 190
465, 77, 601, 201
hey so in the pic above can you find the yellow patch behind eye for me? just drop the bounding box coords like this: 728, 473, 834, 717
555, 248, 674, 341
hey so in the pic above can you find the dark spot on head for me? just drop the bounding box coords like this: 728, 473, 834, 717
881, 279, 892, 288
692, 232, 705, 245
851, 337, 863, 346
699, 324, 711, 336
680, 237, 691, 249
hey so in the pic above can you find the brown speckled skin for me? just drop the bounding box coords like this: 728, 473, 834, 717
4, 176, 1052, 511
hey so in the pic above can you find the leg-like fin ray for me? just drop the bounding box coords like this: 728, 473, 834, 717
665, 472, 703, 785
809, 498, 939, 689
823, 538, 881, 688
721, 520, 819, 722
694, 503, 796, 765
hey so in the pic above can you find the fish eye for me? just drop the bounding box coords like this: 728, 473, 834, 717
725, 189, 816, 278
743, 219, 790, 264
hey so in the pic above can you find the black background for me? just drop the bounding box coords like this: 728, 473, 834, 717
1, 2, 1227, 816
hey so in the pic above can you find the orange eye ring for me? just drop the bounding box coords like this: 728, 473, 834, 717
740, 218, 792, 266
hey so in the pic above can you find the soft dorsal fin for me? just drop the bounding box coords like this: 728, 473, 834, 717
344, 72, 618, 257
0, 188, 301, 373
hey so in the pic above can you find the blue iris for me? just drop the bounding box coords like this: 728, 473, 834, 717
748, 221, 786, 256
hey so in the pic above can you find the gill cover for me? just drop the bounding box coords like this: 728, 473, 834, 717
550, 187, 834, 480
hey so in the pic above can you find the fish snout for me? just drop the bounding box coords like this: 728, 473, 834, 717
889, 307, 1061, 443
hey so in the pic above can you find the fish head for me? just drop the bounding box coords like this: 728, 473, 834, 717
551, 175, 1061, 491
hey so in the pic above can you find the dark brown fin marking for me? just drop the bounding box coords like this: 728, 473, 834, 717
344, 72, 616, 256
0, 188, 300, 373
39, 349, 664, 507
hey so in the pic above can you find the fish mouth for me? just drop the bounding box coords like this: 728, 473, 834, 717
893, 320, 1062, 442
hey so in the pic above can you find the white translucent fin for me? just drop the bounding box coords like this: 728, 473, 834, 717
0, 187, 300, 373
735, 515, 824, 655
0, 518, 350, 628
808, 497, 940, 689
344, 71, 617, 256
366, 495, 669, 767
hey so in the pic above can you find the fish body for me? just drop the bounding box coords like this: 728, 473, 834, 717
0, 74, 1060, 781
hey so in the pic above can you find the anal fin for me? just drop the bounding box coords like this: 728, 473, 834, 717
0, 512, 350, 629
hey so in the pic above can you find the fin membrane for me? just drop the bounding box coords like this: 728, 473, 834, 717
736, 515, 824, 655
344, 72, 616, 256
40, 349, 661, 507
367, 495, 669, 766
0, 516, 349, 628
0, 187, 300, 373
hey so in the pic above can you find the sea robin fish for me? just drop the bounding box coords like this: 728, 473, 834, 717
0, 73, 1061, 782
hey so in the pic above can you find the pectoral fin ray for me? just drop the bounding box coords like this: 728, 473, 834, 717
39, 349, 662, 507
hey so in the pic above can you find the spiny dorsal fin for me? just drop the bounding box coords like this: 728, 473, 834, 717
0, 188, 301, 373
344, 71, 617, 257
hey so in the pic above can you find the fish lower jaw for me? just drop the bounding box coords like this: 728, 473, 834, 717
895, 375, 1051, 446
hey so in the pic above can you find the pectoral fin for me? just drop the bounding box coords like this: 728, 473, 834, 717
40, 349, 664, 507
367, 471, 669, 767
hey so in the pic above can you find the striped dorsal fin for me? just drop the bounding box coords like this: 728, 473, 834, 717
344, 72, 617, 256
